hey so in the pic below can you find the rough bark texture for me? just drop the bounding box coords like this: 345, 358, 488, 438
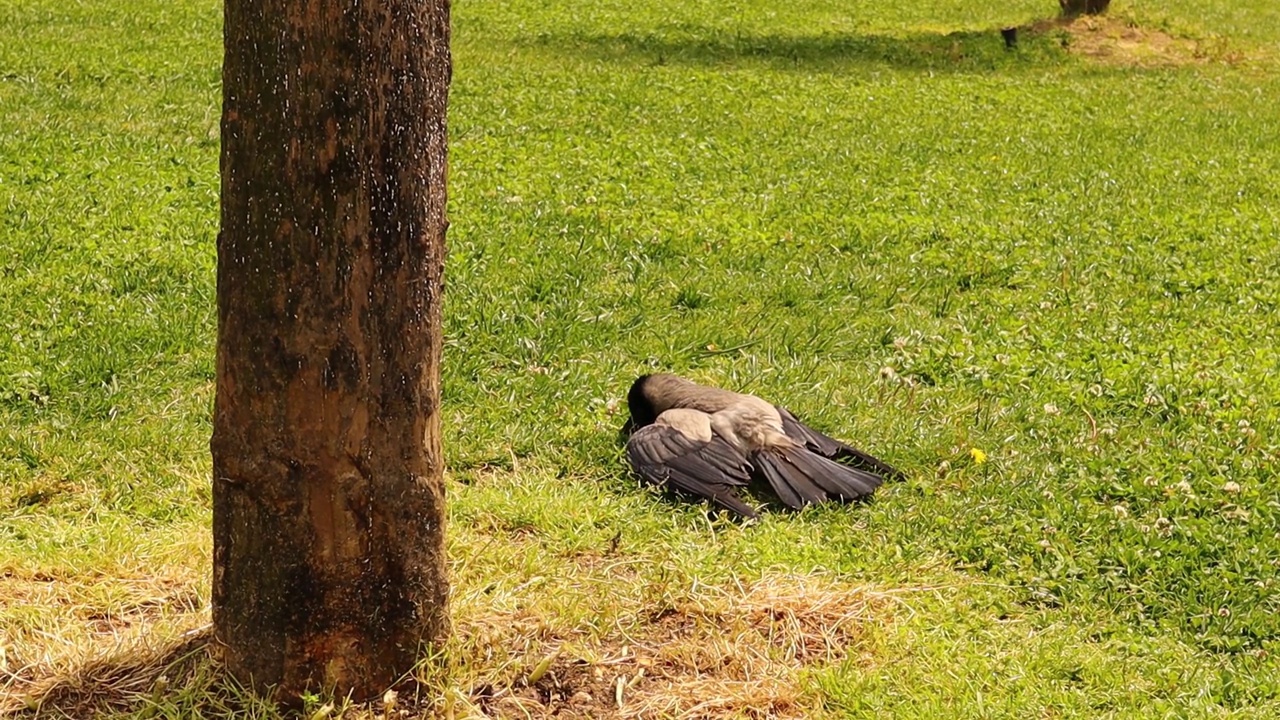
213, 0, 450, 702
1060, 0, 1111, 16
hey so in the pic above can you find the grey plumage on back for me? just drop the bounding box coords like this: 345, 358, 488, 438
624, 373, 901, 518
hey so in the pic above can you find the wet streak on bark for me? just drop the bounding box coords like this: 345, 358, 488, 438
213, 0, 450, 701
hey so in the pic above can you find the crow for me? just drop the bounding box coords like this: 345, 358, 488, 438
624, 373, 901, 518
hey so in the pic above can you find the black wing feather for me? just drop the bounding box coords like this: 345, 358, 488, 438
750, 447, 881, 509
776, 406, 904, 480
783, 449, 883, 499
751, 450, 827, 509
626, 425, 757, 518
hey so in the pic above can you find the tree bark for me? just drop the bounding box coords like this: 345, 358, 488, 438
213, 0, 450, 702
1060, 0, 1111, 16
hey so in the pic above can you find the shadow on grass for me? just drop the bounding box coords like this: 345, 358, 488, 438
521, 21, 1075, 74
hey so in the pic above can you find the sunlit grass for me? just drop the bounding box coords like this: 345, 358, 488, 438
3, 0, 1280, 716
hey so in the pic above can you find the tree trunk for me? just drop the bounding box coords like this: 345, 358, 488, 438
1060, 0, 1111, 16
213, 0, 450, 703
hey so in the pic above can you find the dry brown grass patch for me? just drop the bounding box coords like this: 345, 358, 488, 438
3, 627, 214, 718
1, 557, 209, 714
1031, 15, 1246, 67
453, 574, 892, 720
0, 525, 209, 712
3, 508, 903, 719
3, 569, 895, 720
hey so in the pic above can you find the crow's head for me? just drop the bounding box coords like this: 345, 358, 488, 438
626, 374, 659, 429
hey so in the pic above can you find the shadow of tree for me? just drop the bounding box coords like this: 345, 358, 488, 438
521, 21, 1075, 74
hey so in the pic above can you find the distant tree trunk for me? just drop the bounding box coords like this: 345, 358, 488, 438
1060, 0, 1111, 16
212, 0, 450, 703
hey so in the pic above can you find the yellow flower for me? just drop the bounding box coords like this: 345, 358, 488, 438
970, 448, 988, 464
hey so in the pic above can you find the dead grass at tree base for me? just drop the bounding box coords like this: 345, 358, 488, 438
2, 626, 214, 718
1, 557, 213, 718
3, 573, 895, 720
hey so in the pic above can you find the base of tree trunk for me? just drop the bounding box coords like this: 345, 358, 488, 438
1060, 0, 1111, 16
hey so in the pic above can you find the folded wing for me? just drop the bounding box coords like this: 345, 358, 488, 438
626, 424, 757, 518
776, 406, 904, 480
751, 447, 884, 510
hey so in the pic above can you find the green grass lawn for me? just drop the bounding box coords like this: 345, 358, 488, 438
3, 0, 1280, 717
